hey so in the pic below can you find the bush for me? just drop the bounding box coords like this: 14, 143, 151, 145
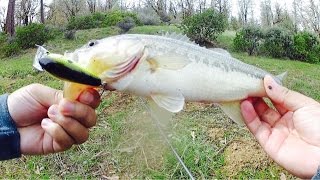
0, 35, 21, 57
103, 11, 141, 27
136, 8, 161, 26
262, 27, 294, 58
117, 16, 135, 33
16, 23, 56, 49
66, 11, 141, 30
66, 12, 107, 30
233, 26, 263, 55
139, 14, 161, 25
179, 8, 228, 46
291, 31, 320, 63
67, 15, 100, 30
64, 30, 77, 40
0, 41, 21, 57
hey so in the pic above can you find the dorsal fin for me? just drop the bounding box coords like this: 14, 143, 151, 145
162, 32, 197, 45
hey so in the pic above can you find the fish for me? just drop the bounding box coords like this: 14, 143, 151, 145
33, 33, 287, 125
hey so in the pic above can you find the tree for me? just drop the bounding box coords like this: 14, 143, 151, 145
40, 0, 44, 23
178, 0, 194, 19
292, 0, 299, 32
101, 0, 117, 11
145, 0, 171, 23
5, 0, 16, 36
61, 0, 85, 21
307, 0, 320, 36
180, 8, 228, 46
238, 0, 252, 26
0, 7, 6, 32
16, 0, 39, 26
260, 0, 273, 27
211, 0, 230, 17
87, 0, 97, 13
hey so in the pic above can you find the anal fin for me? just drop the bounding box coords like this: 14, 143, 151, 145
219, 101, 245, 125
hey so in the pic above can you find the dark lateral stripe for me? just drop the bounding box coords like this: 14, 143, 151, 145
39, 58, 102, 86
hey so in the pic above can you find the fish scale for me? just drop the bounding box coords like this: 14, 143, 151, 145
136, 34, 270, 80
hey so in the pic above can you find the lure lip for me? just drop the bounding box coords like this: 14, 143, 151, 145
39, 57, 102, 87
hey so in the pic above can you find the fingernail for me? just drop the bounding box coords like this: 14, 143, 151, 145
48, 105, 58, 116
81, 90, 94, 104
41, 118, 51, 127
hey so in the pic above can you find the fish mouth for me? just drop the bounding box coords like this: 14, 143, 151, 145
38, 56, 102, 87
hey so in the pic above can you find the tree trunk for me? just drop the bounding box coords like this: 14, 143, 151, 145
40, 0, 45, 23
5, 0, 16, 36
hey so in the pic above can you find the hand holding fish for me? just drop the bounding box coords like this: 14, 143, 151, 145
241, 75, 320, 179
7, 84, 100, 155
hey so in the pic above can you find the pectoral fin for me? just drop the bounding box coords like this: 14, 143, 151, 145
148, 54, 190, 71
219, 101, 245, 125
150, 93, 185, 113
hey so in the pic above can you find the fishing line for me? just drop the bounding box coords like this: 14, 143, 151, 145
140, 98, 195, 180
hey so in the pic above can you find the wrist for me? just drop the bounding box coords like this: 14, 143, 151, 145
0, 94, 21, 160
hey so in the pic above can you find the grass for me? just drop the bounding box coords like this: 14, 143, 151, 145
0, 25, 319, 179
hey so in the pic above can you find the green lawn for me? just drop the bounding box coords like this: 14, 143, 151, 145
1, 26, 319, 179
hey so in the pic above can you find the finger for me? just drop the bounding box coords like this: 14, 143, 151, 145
252, 98, 281, 127
48, 105, 89, 144
272, 101, 288, 115
78, 88, 101, 109
58, 100, 97, 128
41, 118, 74, 152
241, 100, 271, 147
264, 75, 317, 111
26, 83, 63, 107
252, 98, 269, 116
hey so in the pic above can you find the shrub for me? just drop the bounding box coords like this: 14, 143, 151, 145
233, 26, 263, 55
0, 41, 21, 57
0, 35, 21, 57
117, 16, 135, 33
64, 30, 77, 40
136, 8, 161, 26
179, 8, 228, 46
291, 31, 320, 63
262, 27, 294, 58
66, 11, 141, 30
103, 11, 141, 27
67, 15, 100, 30
16, 23, 56, 49
139, 14, 161, 25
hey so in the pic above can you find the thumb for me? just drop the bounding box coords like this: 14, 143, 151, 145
264, 75, 317, 112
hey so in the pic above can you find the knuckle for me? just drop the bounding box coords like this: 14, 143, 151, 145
55, 90, 63, 103
26, 83, 43, 94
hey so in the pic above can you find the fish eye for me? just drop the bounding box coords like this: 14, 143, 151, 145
88, 40, 97, 47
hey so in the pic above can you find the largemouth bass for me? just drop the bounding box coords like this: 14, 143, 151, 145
34, 33, 286, 125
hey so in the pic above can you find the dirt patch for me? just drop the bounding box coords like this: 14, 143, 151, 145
207, 127, 225, 141
223, 139, 272, 177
